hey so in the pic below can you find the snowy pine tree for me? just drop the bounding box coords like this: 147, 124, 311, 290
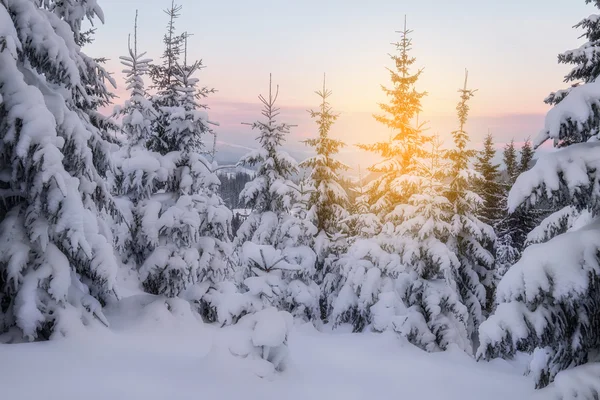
236, 76, 298, 217
236, 75, 318, 321
340, 166, 382, 241
478, 1, 600, 391
43, 0, 121, 153
445, 71, 495, 340
544, 0, 600, 147
519, 137, 534, 173
332, 22, 474, 353
493, 141, 522, 279
332, 18, 429, 331
334, 137, 473, 353
300, 75, 349, 236
299, 75, 349, 320
473, 133, 502, 225
357, 17, 429, 216
495, 139, 539, 280
134, 23, 233, 323
0, 0, 120, 340
147, 1, 186, 155
113, 14, 155, 149
385, 137, 472, 352
110, 12, 160, 265
162, 34, 215, 155
512, 137, 541, 243
503, 140, 519, 184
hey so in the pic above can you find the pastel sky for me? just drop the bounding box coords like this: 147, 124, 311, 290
87, 0, 593, 168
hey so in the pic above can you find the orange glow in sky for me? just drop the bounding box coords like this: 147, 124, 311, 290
89, 0, 594, 169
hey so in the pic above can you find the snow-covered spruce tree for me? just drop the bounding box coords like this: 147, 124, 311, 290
503, 140, 519, 183
147, 1, 185, 155
519, 137, 534, 172
494, 140, 539, 280
332, 19, 467, 347
332, 47, 484, 354
137, 31, 233, 324
0, 0, 120, 340
113, 12, 155, 151
445, 71, 495, 339
493, 141, 521, 279
236, 75, 318, 321
333, 19, 455, 340
300, 75, 349, 236
473, 133, 502, 225
41, 0, 122, 159
111, 12, 161, 265
357, 17, 428, 216
334, 169, 382, 320
334, 136, 473, 354
385, 137, 472, 352
511, 138, 541, 241
478, 1, 600, 391
39, 0, 121, 226
543, 1, 600, 148
299, 75, 350, 320
340, 166, 382, 241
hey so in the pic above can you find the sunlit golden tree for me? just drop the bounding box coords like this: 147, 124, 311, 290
333, 135, 478, 354
358, 16, 429, 215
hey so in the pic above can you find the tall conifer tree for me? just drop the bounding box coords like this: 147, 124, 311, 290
0, 0, 120, 340
474, 133, 502, 225
300, 75, 350, 320
519, 138, 534, 173
495, 139, 538, 279
300, 75, 349, 236
137, 12, 232, 322
357, 16, 429, 215
111, 11, 158, 266
445, 71, 495, 337
503, 140, 519, 184
236, 75, 318, 321
148, 1, 185, 154
332, 24, 478, 353
479, 3, 600, 393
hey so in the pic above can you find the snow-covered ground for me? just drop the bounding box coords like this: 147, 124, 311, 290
0, 294, 550, 400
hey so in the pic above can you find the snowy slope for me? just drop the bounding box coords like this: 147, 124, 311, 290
0, 294, 547, 400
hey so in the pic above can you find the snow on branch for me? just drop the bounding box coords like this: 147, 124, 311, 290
507, 142, 600, 212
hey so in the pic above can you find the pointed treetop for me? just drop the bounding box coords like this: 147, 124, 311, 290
242, 74, 297, 128
261, 73, 280, 122
182, 31, 194, 68
392, 15, 416, 79
372, 16, 427, 140
457, 69, 477, 132
316, 73, 333, 103
130, 10, 138, 56
165, 0, 183, 19
304, 72, 339, 141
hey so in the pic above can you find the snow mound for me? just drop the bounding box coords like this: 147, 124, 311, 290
252, 307, 293, 348
103, 294, 206, 338
227, 307, 293, 378
551, 362, 600, 400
